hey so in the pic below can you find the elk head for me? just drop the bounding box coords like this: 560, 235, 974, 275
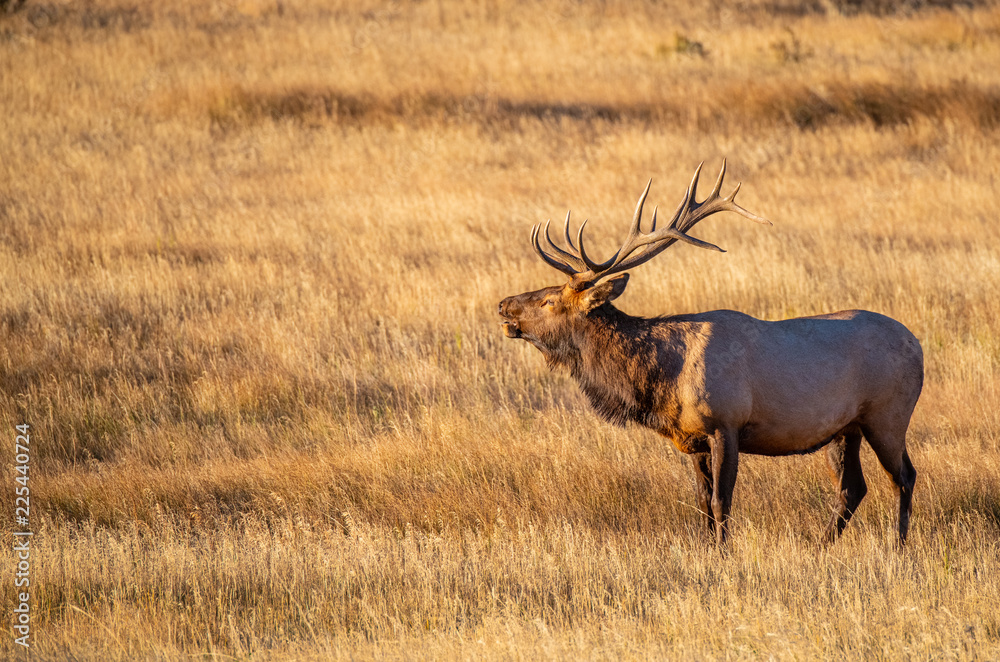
498, 161, 770, 359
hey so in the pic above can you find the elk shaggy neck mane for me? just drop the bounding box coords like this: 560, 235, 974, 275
547, 305, 681, 429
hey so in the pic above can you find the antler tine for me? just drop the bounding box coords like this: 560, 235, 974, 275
663, 162, 704, 232
531, 223, 578, 276
562, 210, 578, 251
662, 226, 725, 252
709, 158, 727, 199
720, 181, 771, 225
542, 217, 588, 269
616, 178, 653, 258
643, 206, 720, 254
632, 179, 652, 235
576, 221, 595, 271
577, 220, 620, 274
684, 162, 704, 212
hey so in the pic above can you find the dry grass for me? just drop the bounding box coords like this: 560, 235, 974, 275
2, 0, 1000, 659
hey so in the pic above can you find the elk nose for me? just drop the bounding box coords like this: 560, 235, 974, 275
498, 297, 512, 317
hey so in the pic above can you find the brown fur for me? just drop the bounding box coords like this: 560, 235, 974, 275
499, 274, 923, 545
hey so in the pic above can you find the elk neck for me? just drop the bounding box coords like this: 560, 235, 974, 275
553, 304, 683, 429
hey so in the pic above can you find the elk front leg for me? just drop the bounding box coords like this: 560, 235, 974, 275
710, 428, 740, 546
690, 452, 715, 537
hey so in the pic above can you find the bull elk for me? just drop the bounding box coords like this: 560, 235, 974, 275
498, 161, 923, 545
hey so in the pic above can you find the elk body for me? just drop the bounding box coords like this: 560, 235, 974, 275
498, 162, 923, 545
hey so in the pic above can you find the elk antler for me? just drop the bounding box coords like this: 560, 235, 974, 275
531, 160, 771, 286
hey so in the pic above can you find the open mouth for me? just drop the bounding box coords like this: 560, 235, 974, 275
500, 321, 521, 338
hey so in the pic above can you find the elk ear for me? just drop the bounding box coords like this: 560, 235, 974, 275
581, 274, 629, 312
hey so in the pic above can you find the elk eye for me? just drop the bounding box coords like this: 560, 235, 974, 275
543, 299, 556, 308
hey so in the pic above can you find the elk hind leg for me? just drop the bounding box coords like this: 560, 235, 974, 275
862, 422, 918, 545
897, 450, 917, 543
824, 430, 867, 543
690, 452, 715, 537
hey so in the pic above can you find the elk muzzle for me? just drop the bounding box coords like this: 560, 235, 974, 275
498, 297, 522, 338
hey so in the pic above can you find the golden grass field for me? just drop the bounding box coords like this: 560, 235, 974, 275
2, 0, 1000, 658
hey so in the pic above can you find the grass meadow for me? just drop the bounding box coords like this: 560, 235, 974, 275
2, 0, 1000, 658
